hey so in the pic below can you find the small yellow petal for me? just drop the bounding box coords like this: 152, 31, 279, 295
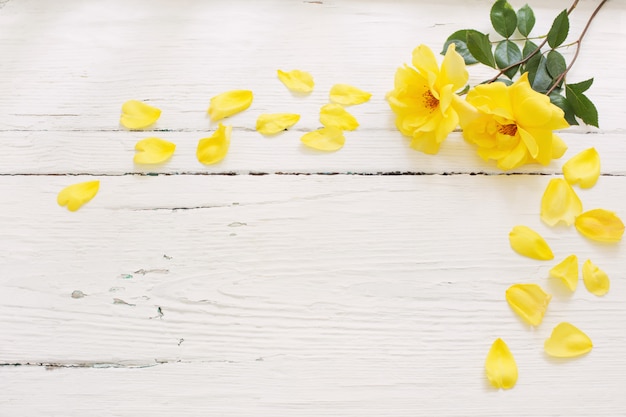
540, 178, 582, 226
207, 90, 253, 122
509, 225, 554, 260
120, 100, 161, 130
544, 322, 593, 358
329, 84, 372, 106
197, 123, 231, 165
277, 69, 314, 93
575, 208, 625, 243
133, 138, 176, 165
582, 259, 610, 296
506, 283, 551, 326
562, 147, 601, 188
485, 338, 518, 390
256, 113, 300, 135
301, 127, 345, 151
319, 103, 359, 131
57, 181, 100, 212
549, 254, 579, 291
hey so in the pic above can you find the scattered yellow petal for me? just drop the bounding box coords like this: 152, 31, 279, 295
301, 127, 345, 151
197, 123, 231, 165
506, 283, 551, 326
540, 178, 582, 226
256, 113, 300, 135
329, 84, 372, 106
120, 100, 161, 130
562, 147, 601, 188
549, 254, 579, 291
319, 103, 359, 131
575, 209, 624, 243
277, 69, 314, 93
582, 259, 610, 296
133, 138, 176, 165
508, 225, 554, 260
57, 181, 100, 212
544, 322, 593, 358
207, 90, 253, 122
485, 338, 518, 390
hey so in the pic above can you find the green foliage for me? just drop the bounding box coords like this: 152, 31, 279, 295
566, 79, 599, 127
467, 31, 496, 68
547, 10, 570, 49
442, 30, 481, 65
516, 4, 535, 37
494, 40, 522, 79
490, 0, 517, 38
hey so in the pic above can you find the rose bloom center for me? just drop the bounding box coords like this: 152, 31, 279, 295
498, 123, 518, 136
422, 90, 439, 111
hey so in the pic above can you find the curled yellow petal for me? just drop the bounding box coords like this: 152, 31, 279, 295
301, 127, 345, 151
582, 259, 610, 296
508, 225, 554, 260
277, 69, 314, 93
544, 322, 593, 358
562, 147, 600, 188
505, 283, 551, 326
120, 100, 161, 130
329, 84, 372, 106
197, 123, 231, 165
256, 113, 300, 135
57, 181, 100, 212
319, 104, 359, 131
540, 178, 582, 226
133, 138, 176, 165
575, 208, 624, 243
485, 338, 517, 390
549, 254, 579, 292
208, 90, 253, 122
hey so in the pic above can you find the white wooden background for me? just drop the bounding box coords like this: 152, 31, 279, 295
1, 0, 625, 415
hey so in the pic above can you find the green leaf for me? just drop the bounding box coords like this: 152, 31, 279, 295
549, 91, 578, 125
517, 4, 536, 37
569, 77, 593, 93
495, 40, 522, 79
546, 50, 567, 79
442, 29, 480, 65
528, 55, 552, 93
467, 31, 496, 68
547, 10, 569, 48
566, 78, 598, 126
491, 0, 518, 38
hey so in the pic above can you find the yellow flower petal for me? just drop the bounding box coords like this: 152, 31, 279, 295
549, 254, 579, 291
508, 225, 554, 260
319, 103, 359, 131
329, 84, 372, 106
575, 208, 625, 243
582, 259, 610, 296
277, 69, 314, 93
207, 90, 253, 122
133, 138, 176, 165
505, 283, 551, 326
197, 123, 231, 165
562, 148, 601, 188
540, 178, 582, 226
256, 113, 300, 135
120, 100, 161, 130
301, 127, 345, 151
57, 181, 100, 212
544, 322, 593, 358
485, 338, 518, 390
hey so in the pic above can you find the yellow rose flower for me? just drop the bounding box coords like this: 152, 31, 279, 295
463, 73, 569, 170
387, 44, 477, 154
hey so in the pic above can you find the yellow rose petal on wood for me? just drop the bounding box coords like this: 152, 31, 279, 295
544, 322, 593, 358
57, 181, 100, 212
208, 90, 253, 122
509, 225, 554, 260
563, 147, 601, 188
575, 208, 624, 243
329, 84, 372, 106
277, 69, 314, 93
256, 113, 300, 135
582, 259, 610, 296
319, 103, 359, 131
301, 127, 345, 151
540, 178, 582, 226
197, 123, 231, 165
505, 283, 551, 326
133, 138, 176, 165
120, 100, 161, 130
485, 338, 518, 390
549, 254, 579, 292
